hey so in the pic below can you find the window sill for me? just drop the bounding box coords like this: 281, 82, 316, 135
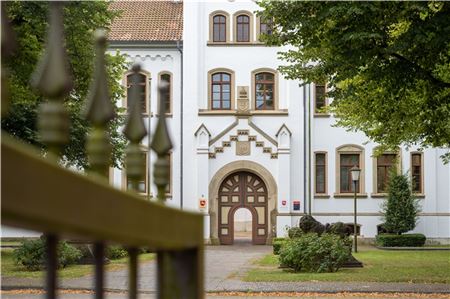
198, 109, 236, 116
333, 193, 368, 198
314, 113, 330, 118
207, 41, 269, 47
371, 193, 388, 198
314, 194, 330, 199
198, 109, 288, 116
413, 193, 426, 198
154, 113, 173, 118
250, 109, 288, 116
118, 112, 151, 117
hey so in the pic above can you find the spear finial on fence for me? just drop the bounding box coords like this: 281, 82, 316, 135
84, 29, 115, 176
151, 81, 173, 202
123, 64, 147, 193
31, 1, 73, 157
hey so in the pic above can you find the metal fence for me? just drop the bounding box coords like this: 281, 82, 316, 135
1, 2, 203, 299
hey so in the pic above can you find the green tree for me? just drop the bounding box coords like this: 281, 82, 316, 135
257, 1, 450, 162
381, 172, 421, 234
2, 1, 128, 169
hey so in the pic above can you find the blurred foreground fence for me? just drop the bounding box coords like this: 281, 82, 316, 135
1, 2, 203, 299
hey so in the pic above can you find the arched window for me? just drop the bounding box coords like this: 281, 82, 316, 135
211, 72, 231, 110
236, 14, 250, 42
259, 16, 273, 36
213, 15, 226, 42
159, 72, 172, 114
255, 72, 275, 110
126, 72, 148, 113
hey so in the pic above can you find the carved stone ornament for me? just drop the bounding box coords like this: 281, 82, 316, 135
236, 141, 250, 156
237, 86, 249, 114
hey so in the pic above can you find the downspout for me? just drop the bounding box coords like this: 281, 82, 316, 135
176, 40, 184, 209
303, 83, 307, 215
308, 83, 312, 215
148, 77, 152, 201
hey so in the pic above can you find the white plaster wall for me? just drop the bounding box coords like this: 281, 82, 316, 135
311, 107, 450, 238
107, 47, 182, 208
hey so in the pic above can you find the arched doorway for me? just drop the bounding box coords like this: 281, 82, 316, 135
218, 171, 268, 245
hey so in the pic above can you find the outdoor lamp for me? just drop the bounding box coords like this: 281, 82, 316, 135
350, 165, 361, 253
351, 166, 361, 182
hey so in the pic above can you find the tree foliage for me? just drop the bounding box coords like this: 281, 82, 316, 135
381, 172, 421, 235
2, 1, 128, 169
257, 1, 450, 162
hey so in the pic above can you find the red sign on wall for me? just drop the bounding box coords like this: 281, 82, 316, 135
281, 200, 287, 206
199, 199, 206, 209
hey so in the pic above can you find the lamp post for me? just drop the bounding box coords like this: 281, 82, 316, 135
350, 165, 361, 253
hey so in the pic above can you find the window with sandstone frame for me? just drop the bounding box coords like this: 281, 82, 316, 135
211, 72, 232, 110
255, 72, 275, 110
213, 15, 226, 42
335, 145, 365, 196
125, 151, 148, 195
158, 72, 172, 115
125, 72, 148, 114
411, 152, 423, 194
236, 14, 250, 42
315, 152, 327, 195
314, 83, 327, 114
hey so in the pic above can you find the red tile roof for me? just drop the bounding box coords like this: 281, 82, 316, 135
109, 1, 183, 42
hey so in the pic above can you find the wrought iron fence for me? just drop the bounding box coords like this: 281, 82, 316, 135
1, 2, 203, 299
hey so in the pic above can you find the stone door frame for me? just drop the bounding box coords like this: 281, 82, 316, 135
209, 160, 277, 245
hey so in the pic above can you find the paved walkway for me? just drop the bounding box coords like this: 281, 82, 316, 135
2, 243, 450, 295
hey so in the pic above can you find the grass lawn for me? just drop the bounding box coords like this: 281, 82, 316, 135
1, 249, 155, 279
245, 247, 450, 283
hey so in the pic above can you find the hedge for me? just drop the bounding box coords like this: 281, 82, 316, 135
279, 233, 351, 273
273, 239, 287, 255
376, 233, 426, 247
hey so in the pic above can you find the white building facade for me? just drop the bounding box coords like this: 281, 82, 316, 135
4, 1, 448, 242
109, 1, 450, 244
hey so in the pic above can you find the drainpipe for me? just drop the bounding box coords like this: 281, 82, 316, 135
176, 40, 184, 209
308, 83, 312, 215
302, 81, 307, 215
148, 77, 152, 201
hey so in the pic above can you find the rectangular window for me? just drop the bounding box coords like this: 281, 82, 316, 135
315, 153, 327, 194
411, 153, 423, 193
314, 83, 326, 113
340, 154, 360, 193
126, 152, 147, 194
376, 154, 397, 193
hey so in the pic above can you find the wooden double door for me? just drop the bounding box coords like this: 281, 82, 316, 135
218, 171, 268, 245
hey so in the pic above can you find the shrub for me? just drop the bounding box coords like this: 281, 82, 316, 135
279, 233, 351, 273
376, 233, 426, 247
287, 227, 303, 239
13, 238, 82, 271
272, 239, 287, 255
106, 245, 128, 260
381, 172, 421, 234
